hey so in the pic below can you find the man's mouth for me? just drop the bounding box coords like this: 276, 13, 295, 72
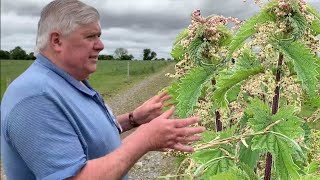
89, 55, 98, 59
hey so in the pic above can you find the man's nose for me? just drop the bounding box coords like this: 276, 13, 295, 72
94, 38, 104, 51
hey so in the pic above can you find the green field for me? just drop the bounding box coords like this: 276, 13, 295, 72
1, 60, 174, 100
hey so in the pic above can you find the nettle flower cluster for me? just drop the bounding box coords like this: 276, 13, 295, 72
170, 10, 241, 79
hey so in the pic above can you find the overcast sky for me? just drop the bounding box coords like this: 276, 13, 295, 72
1, 0, 319, 59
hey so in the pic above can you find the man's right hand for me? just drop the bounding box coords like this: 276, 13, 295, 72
132, 106, 205, 152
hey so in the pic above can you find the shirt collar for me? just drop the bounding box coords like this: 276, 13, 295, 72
35, 53, 97, 97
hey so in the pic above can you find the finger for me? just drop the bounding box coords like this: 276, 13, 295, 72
160, 95, 172, 102
159, 106, 175, 119
163, 102, 174, 107
173, 117, 200, 128
176, 127, 206, 137
176, 135, 203, 144
157, 148, 170, 152
171, 143, 194, 152
152, 102, 163, 109
158, 90, 168, 99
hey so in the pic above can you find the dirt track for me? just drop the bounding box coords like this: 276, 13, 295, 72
107, 63, 178, 180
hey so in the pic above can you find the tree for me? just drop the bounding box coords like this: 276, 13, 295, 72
0, 50, 10, 60
27, 52, 36, 60
10, 46, 28, 60
143, 48, 157, 60
114, 48, 128, 60
98, 54, 114, 60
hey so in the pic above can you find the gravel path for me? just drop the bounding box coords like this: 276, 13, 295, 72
107, 63, 179, 180
1, 63, 178, 180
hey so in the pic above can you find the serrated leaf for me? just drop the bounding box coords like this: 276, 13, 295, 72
289, 12, 307, 40
212, 50, 264, 108
171, 29, 189, 61
198, 131, 220, 144
217, 25, 233, 47
207, 171, 238, 180
176, 67, 213, 117
173, 29, 188, 46
277, 41, 319, 98
271, 106, 304, 139
238, 137, 261, 169
273, 138, 301, 180
171, 44, 185, 61
227, 3, 276, 59
307, 4, 320, 21
247, 98, 271, 132
161, 80, 180, 111
187, 37, 204, 64
310, 18, 320, 35
207, 167, 250, 180
238, 163, 259, 180
305, 161, 319, 174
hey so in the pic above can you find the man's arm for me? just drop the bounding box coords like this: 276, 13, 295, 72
69, 107, 205, 180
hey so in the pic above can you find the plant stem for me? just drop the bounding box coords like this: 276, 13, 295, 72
215, 111, 222, 131
212, 79, 223, 132
264, 53, 283, 180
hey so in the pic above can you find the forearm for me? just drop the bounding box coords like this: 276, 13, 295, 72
69, 131, 148, 180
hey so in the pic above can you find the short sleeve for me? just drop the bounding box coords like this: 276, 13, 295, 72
6, 94, 87, 180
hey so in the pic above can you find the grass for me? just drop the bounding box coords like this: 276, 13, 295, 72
0, 60, 174, 100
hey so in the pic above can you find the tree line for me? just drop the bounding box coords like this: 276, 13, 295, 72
1, 46, 171, 61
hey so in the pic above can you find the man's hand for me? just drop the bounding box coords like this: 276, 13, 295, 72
133, 90, 173, 125
131, 106, 205, 152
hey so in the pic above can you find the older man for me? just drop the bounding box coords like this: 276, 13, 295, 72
1, 0, 205, 180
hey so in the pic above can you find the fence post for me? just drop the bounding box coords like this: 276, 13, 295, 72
127, 61, 130, 81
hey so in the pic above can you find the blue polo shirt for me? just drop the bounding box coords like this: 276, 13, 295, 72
1, 54, 125, 180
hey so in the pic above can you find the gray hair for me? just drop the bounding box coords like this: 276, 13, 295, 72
35, 0, 100, 55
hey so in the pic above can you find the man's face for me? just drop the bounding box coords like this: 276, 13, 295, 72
60, 21, 104, 80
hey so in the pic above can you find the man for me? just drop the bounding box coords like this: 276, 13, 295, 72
1, 0, 205, 180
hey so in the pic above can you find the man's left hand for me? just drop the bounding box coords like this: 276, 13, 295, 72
132, 90, 173, 125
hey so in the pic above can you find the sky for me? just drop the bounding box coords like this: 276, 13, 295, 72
1, 0, 319, 59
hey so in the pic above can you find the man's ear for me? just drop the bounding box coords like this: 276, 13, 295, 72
49, 32, 63, 52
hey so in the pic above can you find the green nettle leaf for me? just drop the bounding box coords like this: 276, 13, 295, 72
176, 67, 213, 117
310, 18, 320, 35
277, 41, 319, 98
227, 3, 276, 59
272, 139, 301, 180
238, 163, 259, 180
217, 25, 233, 46
173, 29, 189, 46
289, 12, 307, 40
212, 49, 264, 108
207, 171, 238, 180
171, 44, 185, 61
192, 147, 235, 179
161, 80, 180, 111
306, 4, 320, 21
271, 106, 304, 139
238, 137, 261, 169
187, 37, 204, 64
247, 98, 271, 132
207, 167, 252, 180
171, 29, 188, 61
247, 100, 305, 179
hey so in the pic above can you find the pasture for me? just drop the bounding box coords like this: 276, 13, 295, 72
0, 60, 174, 100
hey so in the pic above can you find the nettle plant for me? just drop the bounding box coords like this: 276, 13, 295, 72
165, 0, 320, 179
